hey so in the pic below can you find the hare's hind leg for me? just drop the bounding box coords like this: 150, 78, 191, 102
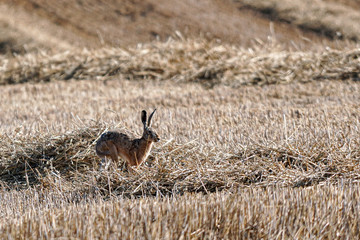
103, 142, 118, 170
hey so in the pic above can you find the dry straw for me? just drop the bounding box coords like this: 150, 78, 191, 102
0, 39, 360, 195
1, 182, 360, 239
0, 39, 360, 239
0, 39, 359, 87
1, 119, 359, 196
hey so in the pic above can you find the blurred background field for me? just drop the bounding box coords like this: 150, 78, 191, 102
0, 0, 359, 239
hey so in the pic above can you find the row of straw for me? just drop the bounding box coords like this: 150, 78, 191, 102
1, 39, 359, 87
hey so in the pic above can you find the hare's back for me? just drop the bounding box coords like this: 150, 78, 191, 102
99, 130, 133, 142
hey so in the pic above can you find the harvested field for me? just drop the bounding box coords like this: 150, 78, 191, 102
1, 0, 360, 238
0, 0, 356, 53
240, 0, 360, 41
0, 39, 360, 238
1, 184, 360, 239
1, 40, 360, 86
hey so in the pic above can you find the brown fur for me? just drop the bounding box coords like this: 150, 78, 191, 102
95, 109, 160, 169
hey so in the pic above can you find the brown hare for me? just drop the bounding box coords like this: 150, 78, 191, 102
95, 109, 160, 170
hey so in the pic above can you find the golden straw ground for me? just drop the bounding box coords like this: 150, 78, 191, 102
0, 39, 359, 239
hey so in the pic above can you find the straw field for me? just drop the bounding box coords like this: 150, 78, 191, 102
0, 37, 359, 238
3, 0, 359, 54
240, 0, 360, 41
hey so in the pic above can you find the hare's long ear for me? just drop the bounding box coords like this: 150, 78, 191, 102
148, 109, 157, 127
141, 110, 147, 128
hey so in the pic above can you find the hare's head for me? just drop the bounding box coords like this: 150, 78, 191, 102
141, 109, 160, 142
